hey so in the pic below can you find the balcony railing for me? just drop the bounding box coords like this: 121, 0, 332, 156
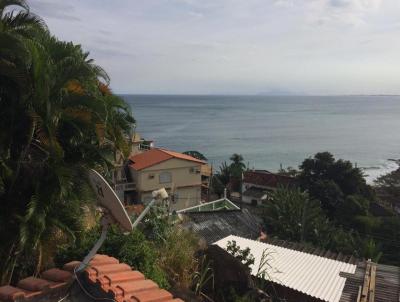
114, 181, 136, 192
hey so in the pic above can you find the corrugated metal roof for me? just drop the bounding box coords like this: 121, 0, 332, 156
339, 261, 400, 302
266, 238, 359, 265
214, 235, 357, 302
181, 209, 261, 243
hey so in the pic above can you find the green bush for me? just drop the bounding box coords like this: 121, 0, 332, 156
55, 225, 169, 288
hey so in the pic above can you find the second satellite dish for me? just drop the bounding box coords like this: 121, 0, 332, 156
88, 169, 133, 232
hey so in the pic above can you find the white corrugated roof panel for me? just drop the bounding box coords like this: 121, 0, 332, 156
214, 235, 356, 302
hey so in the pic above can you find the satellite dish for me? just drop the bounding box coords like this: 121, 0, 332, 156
76, 169, 168, 272
88, 169, 133, 232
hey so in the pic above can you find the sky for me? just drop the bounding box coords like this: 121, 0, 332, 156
29, 0, 400, 95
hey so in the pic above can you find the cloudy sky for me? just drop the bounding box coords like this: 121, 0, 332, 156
30, 0, 400, 95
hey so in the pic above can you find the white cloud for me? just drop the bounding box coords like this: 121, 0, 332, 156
29, 0, 400, 94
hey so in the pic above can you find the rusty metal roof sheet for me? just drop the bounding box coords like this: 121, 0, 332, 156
339, 261, 400, 302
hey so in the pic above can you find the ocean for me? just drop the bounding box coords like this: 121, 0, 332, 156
122, 95, 400, 183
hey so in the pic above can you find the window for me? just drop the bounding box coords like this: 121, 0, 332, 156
190, 167, 200, 174
148, 173, 155, 179
159, 171, 172, 183
251, 199, 258, 206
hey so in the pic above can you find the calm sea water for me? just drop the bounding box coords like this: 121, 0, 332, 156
122, 95, 400, 183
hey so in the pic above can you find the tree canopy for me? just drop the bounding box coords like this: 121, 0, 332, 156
211, 154, 247, 196
183, 150, 207, 161
298, 152, 373, 218
0, 0, 135, 284
263, 152, 400, 265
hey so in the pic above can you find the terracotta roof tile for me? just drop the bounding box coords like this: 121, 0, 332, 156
41, 268, 72, 282
114, 279, 158, 299
130, 288, 173, 302
97, 270, 145, 288
87, 263, 132, 280
0, 254, 184, 302
129, 148, 205, 171
243, 170, 294, 188
159, 149, 206, 164
17, 277, 57, 291
0, 285, 31, 301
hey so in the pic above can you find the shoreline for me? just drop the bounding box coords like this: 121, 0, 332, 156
361, 159, 399, 184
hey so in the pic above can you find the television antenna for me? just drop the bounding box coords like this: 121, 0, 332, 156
76, 169, 168, 272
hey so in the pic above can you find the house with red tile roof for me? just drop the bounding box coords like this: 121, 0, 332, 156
117, 148, 211, 210
0, 254, 183, 302
242, 170, 295, 206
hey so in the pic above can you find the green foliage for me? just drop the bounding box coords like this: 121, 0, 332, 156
226, 240, 255, 268
158, 228, 198, 288
264, 186, 324, 243
335, 195, 369, 226
298, 152, 373, 215
56, 207, 202, 291
212, 154, 247, 196
193, 255, 214, 296
374, 167, 400, 209
360, 238, 382, 263
212, 161, 231, 197
264, 152, 400, 265
55, 225, 169, 289
140, 206, 171, 244
229, 153, 246, 178
183, 150, 207, 161
0, 0, 135, 284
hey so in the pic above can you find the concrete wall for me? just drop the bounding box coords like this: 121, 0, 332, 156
128, 158, 203, 208
133, 158, 202, 192
242, 195, 262, 206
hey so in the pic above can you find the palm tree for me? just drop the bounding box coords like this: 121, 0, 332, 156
212, 162, 231, 197
229, 153, 245, 177
229, 153, 246, 193
0, 0, 48, 284
0, 0, 135, 284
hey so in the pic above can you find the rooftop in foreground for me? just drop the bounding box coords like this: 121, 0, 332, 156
0, 254, 183, 302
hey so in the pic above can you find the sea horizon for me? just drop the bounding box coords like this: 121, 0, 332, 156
123, 94, 400, 183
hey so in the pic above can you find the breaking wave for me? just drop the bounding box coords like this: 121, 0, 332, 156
362, 160, 399, 184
